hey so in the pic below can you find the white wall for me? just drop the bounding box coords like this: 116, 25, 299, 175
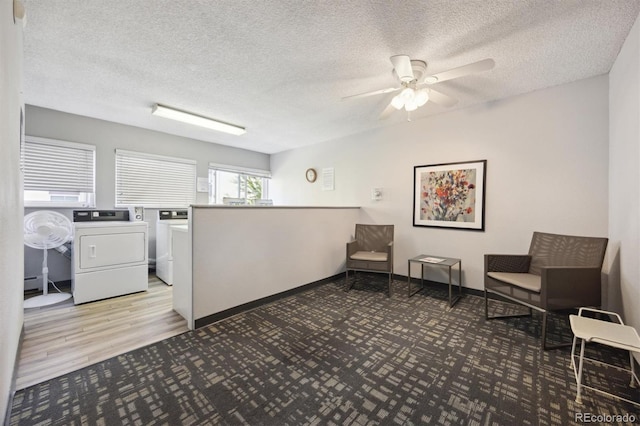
271, 76, 610, 291
190, 206, 360, 324
0, 2, 24, 421
609, 13, 640, 338
24, 105, 270, 282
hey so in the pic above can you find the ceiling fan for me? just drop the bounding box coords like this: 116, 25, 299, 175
342, 55, 495, 120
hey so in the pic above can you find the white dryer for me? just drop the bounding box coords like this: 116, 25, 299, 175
72, 210, 148, 304
156, 209, 188, 285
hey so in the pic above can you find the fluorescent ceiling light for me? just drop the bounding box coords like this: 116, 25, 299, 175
151, 104, 246, 136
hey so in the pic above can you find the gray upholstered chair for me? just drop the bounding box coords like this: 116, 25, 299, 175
346, 224, 394, 297
485, 231, 608, 350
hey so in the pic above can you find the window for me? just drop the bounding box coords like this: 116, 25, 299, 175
208, 163, 271, 205
23, 136, 96, 208
115, 149, 196, 208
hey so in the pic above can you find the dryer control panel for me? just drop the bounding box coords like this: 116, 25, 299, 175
158, 210, 188, 220
73, 209, 130, 222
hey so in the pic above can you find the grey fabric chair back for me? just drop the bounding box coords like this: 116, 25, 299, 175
527, 231, 608, 276
355, 224, 394, 252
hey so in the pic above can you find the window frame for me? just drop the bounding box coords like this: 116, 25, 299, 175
208, 163, 271, 205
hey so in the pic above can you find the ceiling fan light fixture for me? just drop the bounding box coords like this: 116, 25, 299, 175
400, 87, 414, 101
404, 98, 418, 112
151, 104, 246, 136
391, 94, 405, 110
415, 89, 429, 107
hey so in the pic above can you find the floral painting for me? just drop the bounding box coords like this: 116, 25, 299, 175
413, 160, 486, 230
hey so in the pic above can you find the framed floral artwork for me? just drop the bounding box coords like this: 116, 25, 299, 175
413, 160, 486, 231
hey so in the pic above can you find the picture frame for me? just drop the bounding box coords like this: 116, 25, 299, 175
413, 160, 486, 231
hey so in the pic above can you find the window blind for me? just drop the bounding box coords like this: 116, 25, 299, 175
23, 136, 95, 193
115, 149, 196, 208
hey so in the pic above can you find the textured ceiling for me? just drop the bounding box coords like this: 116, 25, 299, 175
22, 1, 640, 154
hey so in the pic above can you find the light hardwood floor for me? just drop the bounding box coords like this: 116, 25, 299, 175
17, 275, 188, 390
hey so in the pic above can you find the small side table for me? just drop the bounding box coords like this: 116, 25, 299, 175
407, 255, 462, 308
569, 307, 640, 407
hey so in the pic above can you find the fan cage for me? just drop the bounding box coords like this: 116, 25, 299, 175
24, 211, 73, 249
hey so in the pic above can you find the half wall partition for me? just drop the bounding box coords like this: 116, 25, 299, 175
173, 205, 361, 329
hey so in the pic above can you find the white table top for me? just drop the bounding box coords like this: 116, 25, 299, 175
570, 314, 640, 352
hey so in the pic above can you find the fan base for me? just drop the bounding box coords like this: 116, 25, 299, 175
24, 292, 72, 309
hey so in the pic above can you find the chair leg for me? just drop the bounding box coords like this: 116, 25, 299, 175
541, 311, 548, 350
484, 291, 533, 320
346, 269, 393, 297
575, 338, 586, 404
484, 290, 489, 319
630, 351, 637, 388
485, 293, 572, 350
541, 311, 573, 350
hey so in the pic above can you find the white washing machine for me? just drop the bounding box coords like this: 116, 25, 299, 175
72, 210, 149, 304
156, 209, 188, 285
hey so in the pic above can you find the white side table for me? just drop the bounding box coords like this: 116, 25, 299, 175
569, 307, 640, 407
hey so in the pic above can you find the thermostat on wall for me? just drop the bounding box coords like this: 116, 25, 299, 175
371, 188, 382, 201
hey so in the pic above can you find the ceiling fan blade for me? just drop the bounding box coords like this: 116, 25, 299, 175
427, 88, 458, 108
341, 86, 399, 101
424, 58, 495, 84
378, 101, 397, 120
390, 55, 414, 82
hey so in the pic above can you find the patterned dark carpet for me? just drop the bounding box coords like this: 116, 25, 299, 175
9, 275, 640, 425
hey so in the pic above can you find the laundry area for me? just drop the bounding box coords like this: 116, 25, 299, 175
24, 208, 152, 308
19, 207, 188, 389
